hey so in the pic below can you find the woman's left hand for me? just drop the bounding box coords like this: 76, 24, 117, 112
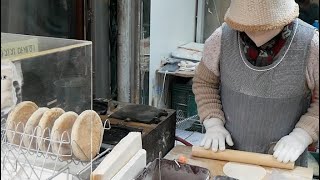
273, 128, 313, 163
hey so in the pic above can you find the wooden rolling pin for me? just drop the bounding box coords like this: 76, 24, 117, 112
192, 146, 294, 170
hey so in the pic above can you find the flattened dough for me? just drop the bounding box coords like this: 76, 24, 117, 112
223, 162, 267, 180
51, 111, 78, 160
37, 108, 65, 152
23, 107, 49, 149
6, 101, 38, 145
71, 110, 103, 161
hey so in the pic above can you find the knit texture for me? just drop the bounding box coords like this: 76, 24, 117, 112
224, 0, 299, 32
296, 31, 319, 142
202, 26, 222, 76
193, 28, 319, 142
193, 61, 225, 123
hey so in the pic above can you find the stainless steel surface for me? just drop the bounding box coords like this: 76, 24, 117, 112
135, 158, 211, 180
212, 176, 238, 180
174, 159, 181, 168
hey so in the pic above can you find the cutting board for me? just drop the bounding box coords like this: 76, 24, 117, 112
164, 145, 313, 180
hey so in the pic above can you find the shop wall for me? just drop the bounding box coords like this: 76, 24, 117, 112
149, 0, 197, 106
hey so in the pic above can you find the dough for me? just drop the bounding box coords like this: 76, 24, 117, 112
37, 108, 65, 152
223, 162, 267, 180
51, 111, 78, 160
71, 110, 103, 161
6, 101, 38, 145
23, 107, 49, 149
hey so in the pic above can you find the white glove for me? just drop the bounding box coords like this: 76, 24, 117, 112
273, 128, 313, 163
200, 118, 234, 152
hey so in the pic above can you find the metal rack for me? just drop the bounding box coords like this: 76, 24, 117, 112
176, 110, 204, 133
175, 111, 205, 146
1, 117, 111, 180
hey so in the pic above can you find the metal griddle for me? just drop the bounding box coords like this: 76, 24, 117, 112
97, 100, 176, 164
109, 104, 168, 124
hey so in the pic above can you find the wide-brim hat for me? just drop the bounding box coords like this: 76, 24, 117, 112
224, 0, 299, 32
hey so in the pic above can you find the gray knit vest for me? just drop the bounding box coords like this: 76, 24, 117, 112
219, 19, 315, 166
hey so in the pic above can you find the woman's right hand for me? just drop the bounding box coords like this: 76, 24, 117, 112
201, 118, 234, 152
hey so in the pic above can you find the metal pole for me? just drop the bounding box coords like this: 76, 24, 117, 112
117, 0, 132, 102
132, 0, 141, 104
93, 0, 111, 99
196, 0, 205, 43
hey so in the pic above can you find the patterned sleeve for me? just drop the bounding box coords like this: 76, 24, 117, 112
192, 26, 225, 123
296, 31, 319, 142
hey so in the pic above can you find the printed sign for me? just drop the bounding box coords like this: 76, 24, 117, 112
1, 38, 39, 58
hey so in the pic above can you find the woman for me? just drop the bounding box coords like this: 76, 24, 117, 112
193, 0, 319, 167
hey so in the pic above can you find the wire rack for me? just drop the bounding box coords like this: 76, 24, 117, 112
176, 110, 204, 133
1, 116, 111, 180
175, 110, 205, 146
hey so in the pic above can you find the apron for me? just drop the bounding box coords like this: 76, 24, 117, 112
219, 19, 316, 167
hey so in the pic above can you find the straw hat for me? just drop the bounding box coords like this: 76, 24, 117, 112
224, 0, 299, 32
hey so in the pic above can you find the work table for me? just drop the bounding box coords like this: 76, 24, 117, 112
164, 145, 313, 180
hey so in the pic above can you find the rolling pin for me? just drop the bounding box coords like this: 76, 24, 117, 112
192, 146, 294, 170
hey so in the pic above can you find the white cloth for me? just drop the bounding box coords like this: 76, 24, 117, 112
178, 61, 199, 72
200, 118, 234, 152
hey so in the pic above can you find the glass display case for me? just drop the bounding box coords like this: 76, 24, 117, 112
1, 33, 113, 180
1, 32, 92, 116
